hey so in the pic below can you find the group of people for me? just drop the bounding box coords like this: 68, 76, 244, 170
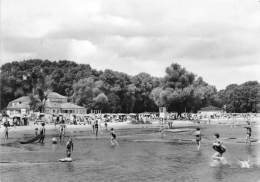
193, 121, 253, 165
55, 120, 118, 159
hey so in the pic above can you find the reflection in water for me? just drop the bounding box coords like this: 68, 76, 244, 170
214, 166, 224, 180
66, 163, 75, 172
246, 145, 253, 156
0, 126, 259, 182
52, 144, 57, 152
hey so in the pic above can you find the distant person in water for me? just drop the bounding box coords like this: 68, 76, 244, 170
245, 121, 252, 144
194, 128, 201, 151
39, 122, 46, 143
66, 138, 74, 158
110, 128, 119, 146
94, 120, 99, 137
59, 120, 66, 142
212, 133, 226, 160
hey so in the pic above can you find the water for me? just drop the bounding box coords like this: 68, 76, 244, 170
0, 125, 259, 182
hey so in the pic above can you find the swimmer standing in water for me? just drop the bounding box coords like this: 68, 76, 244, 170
59, 120, 66, 143
110, 128, 119, 146
245, 121, 252, 145
194, 128, 201, 151
66, 138, 74, 158
212, 133, 226, 160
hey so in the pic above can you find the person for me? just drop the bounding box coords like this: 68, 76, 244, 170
59, 120, 66, 142
4, 121, 9, 140
35, 127, 39, 136
94, 120, 99, 137
104, 121, 108, 131
39, 122, 46, 143
212, 133, 226, 160
245, 121, 252, 144
194, 128, 201, 151
91, 119, 95, 134
110, 128, 118, 146
66, 138, 74, 158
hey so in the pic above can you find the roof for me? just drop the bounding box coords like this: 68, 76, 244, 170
199, 106, 222, 111
45, 101, 85, 110
45, 101, 61, 108
7, 103, 30, 110
60, 103, 85, 109
47, 92, 67, 99
10, 96, 31, 103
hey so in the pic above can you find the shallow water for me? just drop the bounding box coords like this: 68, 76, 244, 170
0, 125, 259, 182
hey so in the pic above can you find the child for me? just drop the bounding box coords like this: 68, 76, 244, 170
110, 128, 119, 146
212, 133, 226, 160
194, 128, 201, 151
66, 138, 74, 158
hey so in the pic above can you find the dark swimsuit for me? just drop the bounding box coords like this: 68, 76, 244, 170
213, 143, 226, 154
247, 127, 252, 137
66, 141, 73, 157
196, 135, 201, 141
111, 132, 116, 139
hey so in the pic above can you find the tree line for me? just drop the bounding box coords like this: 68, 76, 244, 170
1, 59, 259, 113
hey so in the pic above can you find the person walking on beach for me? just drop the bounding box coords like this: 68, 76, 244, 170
194, 128, 201, 151
104, 120, 108, 131
91, 119, 95, 134
245, 121, 252, 144
66, 137, 73, 158
35, 127, 39, 136
39, 122, 46, 143
94, 120, 99, 137
212, 133, 226, 160
4, 121, 9, 140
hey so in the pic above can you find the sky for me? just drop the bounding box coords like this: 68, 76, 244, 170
1, 0, 260, 90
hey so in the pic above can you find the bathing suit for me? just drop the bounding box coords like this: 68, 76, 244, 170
196, 135, 201, 141
246, 127, 252, 137
95, 123, 98, 128
111, 132, 116, 139
194, 131, 201, 141
66, 142, 73, 157
213, 144, 226, 154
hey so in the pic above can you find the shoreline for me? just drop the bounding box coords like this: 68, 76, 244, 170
0, 119, 259, 144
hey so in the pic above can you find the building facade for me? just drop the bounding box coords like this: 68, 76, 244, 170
6, 92, 86, 116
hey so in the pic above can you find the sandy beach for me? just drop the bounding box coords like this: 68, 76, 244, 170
1, 117, 259, 144
0, 120, 202, 145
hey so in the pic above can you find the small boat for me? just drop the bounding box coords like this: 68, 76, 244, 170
20, 135, 41, 144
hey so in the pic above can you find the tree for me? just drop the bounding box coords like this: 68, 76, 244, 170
93, 93, 109, 112
164, 63, 195, 89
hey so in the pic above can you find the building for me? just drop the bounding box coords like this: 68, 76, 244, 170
6, 96, 31, 116
6, 92, 86, 116
44, 92, 86, 115
198, 105, 223, 116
